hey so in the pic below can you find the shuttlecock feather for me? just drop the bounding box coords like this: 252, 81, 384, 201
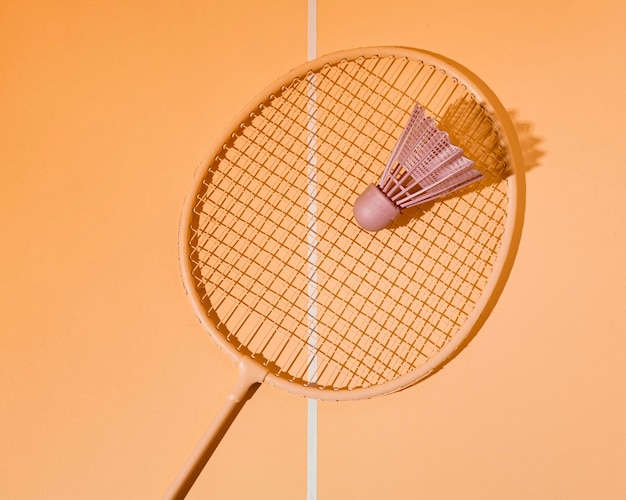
353, 104, 484, 231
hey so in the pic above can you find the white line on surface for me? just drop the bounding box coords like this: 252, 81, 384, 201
306, 1, 318, 499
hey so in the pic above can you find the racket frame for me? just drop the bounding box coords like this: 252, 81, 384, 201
178, 46, 525, 403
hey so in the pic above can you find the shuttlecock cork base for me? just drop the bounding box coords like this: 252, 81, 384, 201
353, 184, 401, 231
353, 103, 484, 232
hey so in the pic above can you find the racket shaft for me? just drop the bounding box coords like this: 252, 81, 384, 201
164, 358, 267, 500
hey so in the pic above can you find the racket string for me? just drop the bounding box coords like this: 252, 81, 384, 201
189, 55, 509, 391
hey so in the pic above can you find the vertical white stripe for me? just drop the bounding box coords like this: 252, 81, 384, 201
307, 396, 318, 500
307, 0, 317, 62
306, 1, 318, 500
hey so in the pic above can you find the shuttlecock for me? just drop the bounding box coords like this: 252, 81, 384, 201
353, 104, 484, 231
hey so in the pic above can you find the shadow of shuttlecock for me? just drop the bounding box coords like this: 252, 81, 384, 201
438, 96, 505, 182
437, 97, 544, 179
389, 100, 543, 235
507, 109, 544, 173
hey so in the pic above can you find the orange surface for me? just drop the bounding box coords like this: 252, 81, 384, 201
2, 1, 626, 499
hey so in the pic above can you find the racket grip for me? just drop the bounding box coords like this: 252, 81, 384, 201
163, 357, 268, 500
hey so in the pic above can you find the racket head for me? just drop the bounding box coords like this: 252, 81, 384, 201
179, 47, 525, 401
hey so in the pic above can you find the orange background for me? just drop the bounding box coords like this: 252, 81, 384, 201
2, 1, 626, 499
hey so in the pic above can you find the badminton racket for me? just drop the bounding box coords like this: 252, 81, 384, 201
165, 46, 525, 499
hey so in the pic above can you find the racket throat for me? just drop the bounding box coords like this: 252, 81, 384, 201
230, 356, 269, 402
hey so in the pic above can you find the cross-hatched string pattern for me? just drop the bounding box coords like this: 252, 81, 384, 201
188, 54, 508, 392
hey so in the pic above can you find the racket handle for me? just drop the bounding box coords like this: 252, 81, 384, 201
163, 357, 268, 500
